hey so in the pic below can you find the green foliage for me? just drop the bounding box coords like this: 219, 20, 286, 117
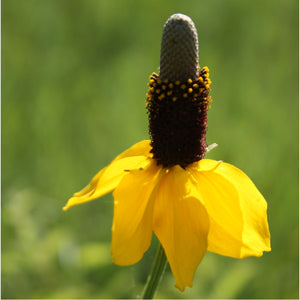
2, 0, 298, 298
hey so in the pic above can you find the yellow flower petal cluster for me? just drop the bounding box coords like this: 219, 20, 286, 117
63, 140, 271, 292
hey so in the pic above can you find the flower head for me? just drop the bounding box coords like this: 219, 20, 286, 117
63, 13, 270, 292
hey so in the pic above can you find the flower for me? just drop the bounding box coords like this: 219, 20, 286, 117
63, 14, 270, 292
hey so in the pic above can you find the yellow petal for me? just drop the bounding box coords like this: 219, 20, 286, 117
73, 140, 152, 198
113, 140, 152, 161
190, 159, 271, 258
63, 141, 152, 211
63, 156, 151, 211
153, 166, 210, 292
190, 158, 222, 172
111, 160, 162, 265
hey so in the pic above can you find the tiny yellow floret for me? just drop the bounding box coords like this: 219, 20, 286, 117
158, 93, 166, 100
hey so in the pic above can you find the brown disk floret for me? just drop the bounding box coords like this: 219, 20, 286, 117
146, 67, 212, 168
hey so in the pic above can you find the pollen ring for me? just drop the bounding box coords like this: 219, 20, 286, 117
146, 67, 212, 168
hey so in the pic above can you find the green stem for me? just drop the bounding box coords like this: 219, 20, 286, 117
141, 242, 168, 299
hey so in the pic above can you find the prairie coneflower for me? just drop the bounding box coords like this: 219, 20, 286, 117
64, 13, 270, 295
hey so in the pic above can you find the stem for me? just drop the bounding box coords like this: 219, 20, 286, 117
141, 242, 168, 299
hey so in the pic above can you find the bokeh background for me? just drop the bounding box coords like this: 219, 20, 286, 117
2, 0, 299, 298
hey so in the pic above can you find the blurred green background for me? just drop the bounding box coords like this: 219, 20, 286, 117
2, 0, 298, 298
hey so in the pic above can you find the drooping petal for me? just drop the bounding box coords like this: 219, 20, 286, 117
74, 140, 152, 198
190, 159, 271, 259
153, 165, 210, 292
63, 140, 152, 211
111, 160, 162, 265
113, 140, 152, 161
